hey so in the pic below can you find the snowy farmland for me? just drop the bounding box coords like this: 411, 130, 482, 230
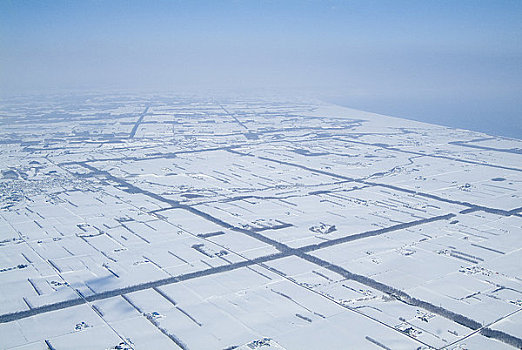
0, 94, 521, 349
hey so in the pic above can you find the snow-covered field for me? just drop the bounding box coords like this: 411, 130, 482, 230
0, 94, 520, 349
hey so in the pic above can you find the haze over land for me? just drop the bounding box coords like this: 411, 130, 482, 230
1, 0, 521, 137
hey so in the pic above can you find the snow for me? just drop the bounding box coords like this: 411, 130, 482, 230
0, 94, 520, 349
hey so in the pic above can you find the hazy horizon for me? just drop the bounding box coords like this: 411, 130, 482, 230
1, 0, 521, 138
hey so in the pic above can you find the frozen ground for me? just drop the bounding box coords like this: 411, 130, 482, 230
0, 94, 520, 349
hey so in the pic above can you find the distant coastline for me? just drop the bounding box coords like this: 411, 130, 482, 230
331, 97, 521, 140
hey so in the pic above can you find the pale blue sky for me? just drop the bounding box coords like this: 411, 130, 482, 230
1, 0, 521, 137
